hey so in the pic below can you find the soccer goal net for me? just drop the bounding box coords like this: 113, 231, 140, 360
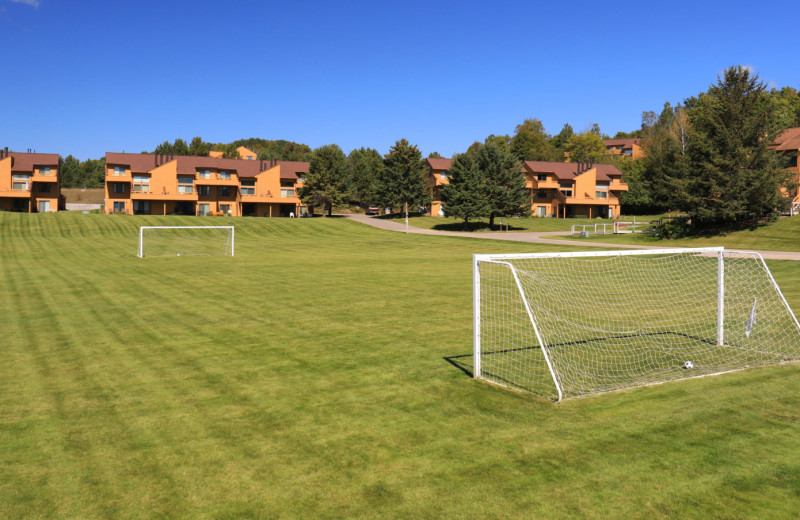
474, 248, 800, 401
138, 226, 234, 258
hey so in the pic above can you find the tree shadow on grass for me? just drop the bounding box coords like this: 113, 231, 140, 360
443, 353, 474, 378
431, 222, 526, 232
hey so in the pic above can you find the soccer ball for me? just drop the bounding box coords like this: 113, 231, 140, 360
683, 361, 694, 369
177, 253, 181, 256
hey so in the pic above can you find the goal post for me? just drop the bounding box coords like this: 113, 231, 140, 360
473, 248, 800, 401
138, 226, 235, 258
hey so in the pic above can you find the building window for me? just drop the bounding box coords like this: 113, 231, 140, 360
198, 169, 211, 179
40, 166, 51, 175
220, 204, 231, 215
440, 172, 450, 181
198, 186, 211, 196
113, 183, 127, 194
39, 183, 51, 193
596, 182, 609, 189
280, 189, 294, 197
113, 166, 126, 175
536, 190, 548, 199
12, 173, 30, 190
241, 180, 255, 195
219, 187, 231, 197
596, 191, 608, 199
178, 176, 193, 194
198, 203, 210, 216
132, 175, 150, 192
537, 174, 547, 181
220, 171, 231, 180
133, 200, 150, 215
13, 198, 27, 210
113, 201, 126, 213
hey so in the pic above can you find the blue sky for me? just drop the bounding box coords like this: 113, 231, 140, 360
2, 0, 799, 160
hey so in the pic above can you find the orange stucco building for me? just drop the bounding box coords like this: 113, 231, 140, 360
0, 148, 62, 213
104, 153, 307, 217
523, 161, 627, 218
425, 157, 628, 218
769, 127, 800, 211
603, 138, 645, 160
209, 146, 258, 160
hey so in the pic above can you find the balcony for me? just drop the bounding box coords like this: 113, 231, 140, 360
195, 173, 239, 186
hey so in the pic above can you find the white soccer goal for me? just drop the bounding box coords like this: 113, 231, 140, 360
138, 226, 234, 258
473, 248, 800, 401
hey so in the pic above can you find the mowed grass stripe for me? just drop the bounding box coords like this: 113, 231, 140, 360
2, 212, 800, 518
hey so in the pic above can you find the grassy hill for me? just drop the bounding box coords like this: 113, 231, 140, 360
553, 215, 800, 252
2, 212, 800, 518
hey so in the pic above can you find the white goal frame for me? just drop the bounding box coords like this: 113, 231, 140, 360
473, 247, 800, 401
137, 226, 235, 258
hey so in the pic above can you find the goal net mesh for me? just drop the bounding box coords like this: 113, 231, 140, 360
476, 250, 800, 400
139, 227, 233, 257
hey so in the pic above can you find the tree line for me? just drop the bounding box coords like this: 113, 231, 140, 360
619, 66, 800, 233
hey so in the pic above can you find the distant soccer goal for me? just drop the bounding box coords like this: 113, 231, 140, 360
138, 226, 234, 258
473, 248, 800, 401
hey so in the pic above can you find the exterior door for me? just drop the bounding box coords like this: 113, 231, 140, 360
38, 200, 50, 213
537, 206, 546, 217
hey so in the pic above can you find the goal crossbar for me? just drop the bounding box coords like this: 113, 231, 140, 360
473, 247, 800, 401
138, 226, 235, 258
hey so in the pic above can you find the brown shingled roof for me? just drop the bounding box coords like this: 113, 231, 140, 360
771, 127, 800, 151
523, 161, 622, 180
276, 161, 310, 180
426, 157, 452, 170
104, 153, 310, 179
603, 138, 641, 148
105, 153, 158, 173
9, 152, 60, 172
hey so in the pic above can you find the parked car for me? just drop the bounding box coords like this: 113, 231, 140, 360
366, 206, 380, 215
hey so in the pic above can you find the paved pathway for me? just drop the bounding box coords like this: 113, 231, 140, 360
341, 214, 800, 261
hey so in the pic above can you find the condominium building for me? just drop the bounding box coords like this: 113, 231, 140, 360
524, 161, 627, 218
603, 138, 645, 160
209, 146, 258, 160
104, 153, 307, 217
0, 148, 62, 212
425, 157, 628, 218
769, 127, 800, 211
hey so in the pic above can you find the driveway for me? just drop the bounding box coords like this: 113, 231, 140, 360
341, 214, 800, 261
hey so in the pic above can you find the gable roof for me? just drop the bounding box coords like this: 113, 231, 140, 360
104, 153, 309, 180
523, 161, 622, 180
771, 127, 800, 152
603, 138, 641, 148
426, 157, 452, 170
4, 152, 60, 172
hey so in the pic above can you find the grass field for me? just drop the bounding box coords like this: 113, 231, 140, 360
389, 214, 668, 233
551, 214, 800, 252
2, 212, 800, 519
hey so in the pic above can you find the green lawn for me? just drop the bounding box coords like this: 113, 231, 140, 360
2, 212, 800, 519
388, 214, 668, 233
553, 215, 800, 252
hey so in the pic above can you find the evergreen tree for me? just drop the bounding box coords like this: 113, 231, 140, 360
684, 66, 791, 229
60, 155, 81, 188
188, 137, 211, 157
377, 139, 429, 211
549, 123, 574, 154
299, 144, 349, 217
346, 147, 382, 207
440, 153, 489, 230
475, 143, 529, 227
